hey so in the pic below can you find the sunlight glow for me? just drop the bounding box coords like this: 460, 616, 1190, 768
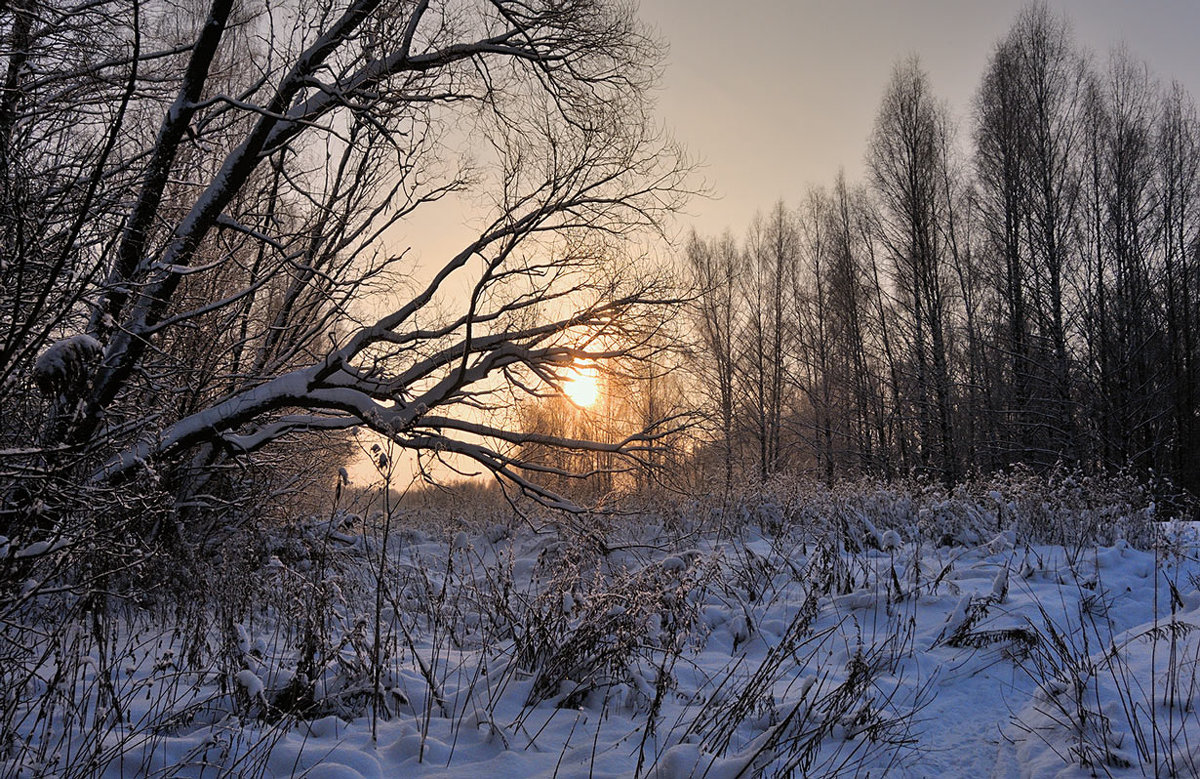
562, 363, 601, 407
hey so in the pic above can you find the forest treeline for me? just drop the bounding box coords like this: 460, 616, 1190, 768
675, 4, 1200, 495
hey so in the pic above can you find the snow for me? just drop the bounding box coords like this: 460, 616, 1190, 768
236, 669, 266, 701
5, 501, 1199, 778
34, 334, 101, 378
13, 539, 66, 559
33, 334, 101, 396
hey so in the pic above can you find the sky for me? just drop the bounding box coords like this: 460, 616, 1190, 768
635, 0, 1200, 238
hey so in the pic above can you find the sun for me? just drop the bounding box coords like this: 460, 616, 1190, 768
562, 363, 600, 407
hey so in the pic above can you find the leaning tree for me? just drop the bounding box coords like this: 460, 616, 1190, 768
0, 0, 690, 546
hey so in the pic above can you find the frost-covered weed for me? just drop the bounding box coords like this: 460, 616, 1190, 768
729, 468, 1169, 551
1009, 549, 1200, 777
1, 470, 1194, 777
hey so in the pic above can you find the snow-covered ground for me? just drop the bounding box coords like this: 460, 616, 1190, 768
4, 486, 1199, 778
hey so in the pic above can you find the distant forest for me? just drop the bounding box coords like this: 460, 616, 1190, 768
673, 4, 1200, 495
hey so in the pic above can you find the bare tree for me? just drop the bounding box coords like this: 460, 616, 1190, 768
825, 173, 885, 477
868, 56, 958, 481
1157, 82, 1200, 491
1082, 51, 1166, 472
685, 229, 739, 491
792, 188, 833, 480
975, 30, 1034, 465
1, 0, 691, 539
739, 201, 796, 481
972, 3, 1092, 469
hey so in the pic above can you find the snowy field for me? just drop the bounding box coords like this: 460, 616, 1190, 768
4, 480, 1200, 778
